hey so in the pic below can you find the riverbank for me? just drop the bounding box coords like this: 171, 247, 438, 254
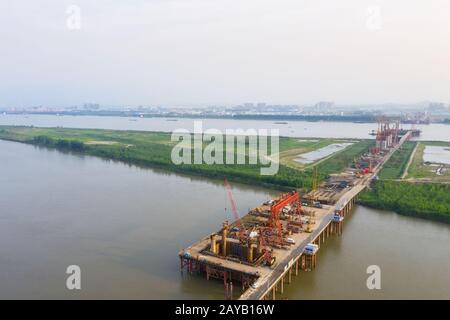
2, 114, 450, 142
359, 139, 450, 224
1, 125, 448, 224
358, 181, 450, 224
2, 138, 450, 299
0, 126, 371, 191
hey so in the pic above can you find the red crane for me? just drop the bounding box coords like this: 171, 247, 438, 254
224, 178, 245, 241
271, 191, 299, 215
269, 191, 299, 246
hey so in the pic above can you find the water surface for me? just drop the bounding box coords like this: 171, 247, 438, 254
1, 138, 449, 299
1, 114, 449, 141
295, 143, 353, 164
0, 139, 275, 299
423, 145, 450, 165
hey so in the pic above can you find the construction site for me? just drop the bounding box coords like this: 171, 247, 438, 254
179, 120, 415, 300
303, 118, 406, 204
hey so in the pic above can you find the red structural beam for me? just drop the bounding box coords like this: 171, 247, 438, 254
271, 191, 299, 215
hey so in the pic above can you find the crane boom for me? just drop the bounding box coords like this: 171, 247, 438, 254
224, 178, 245, 240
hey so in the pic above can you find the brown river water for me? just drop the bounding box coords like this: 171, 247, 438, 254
1, 139, 449, 299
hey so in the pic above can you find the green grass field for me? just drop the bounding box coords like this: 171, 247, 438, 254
0, 126, 372, 190
377, 141, 417, 179
317, 140, 374, 176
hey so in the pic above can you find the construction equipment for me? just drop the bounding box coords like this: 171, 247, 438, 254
304, 209, 316, 233
295, 202, 304, 216
224, 178, 245, 241
333, 211, 344, 222
305, 214, 313, 233
304, 243, 319, 255
373, 116, 403, 153
258, 227, 276, 266
313, 201, 323, 208
312, 166, 319, 192
308, 166, 321, 205
305, 168, 319, 232
269, 191, 299, 246
271, 191, 299, 216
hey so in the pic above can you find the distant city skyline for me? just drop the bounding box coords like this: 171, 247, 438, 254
2, 1, 450, 107
4, 100, 448, 114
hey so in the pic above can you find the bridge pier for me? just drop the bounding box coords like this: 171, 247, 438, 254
265, 211, 357, 300
332, 221, 343, 235
302, 254, 317, 271
263, 191, 364, 300
288, 268, 292, 283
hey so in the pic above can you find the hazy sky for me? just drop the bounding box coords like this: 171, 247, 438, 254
1, 0, 450, 107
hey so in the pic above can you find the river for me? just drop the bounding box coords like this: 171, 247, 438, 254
0, 117, 449, 299
0, 139, 277, 299
0, 114, 449, 141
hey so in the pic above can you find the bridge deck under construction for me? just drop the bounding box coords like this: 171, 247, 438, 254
179, 129, 412, 300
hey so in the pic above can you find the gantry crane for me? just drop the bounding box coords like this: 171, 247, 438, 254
269, 191, 298, 246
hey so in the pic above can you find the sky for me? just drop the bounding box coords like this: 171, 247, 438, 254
1, 0, 450, 107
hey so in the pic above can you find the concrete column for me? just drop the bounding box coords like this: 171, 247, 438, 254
210, 235, 217, 254
222, 222, 228, 256
247, 243, 254, 263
